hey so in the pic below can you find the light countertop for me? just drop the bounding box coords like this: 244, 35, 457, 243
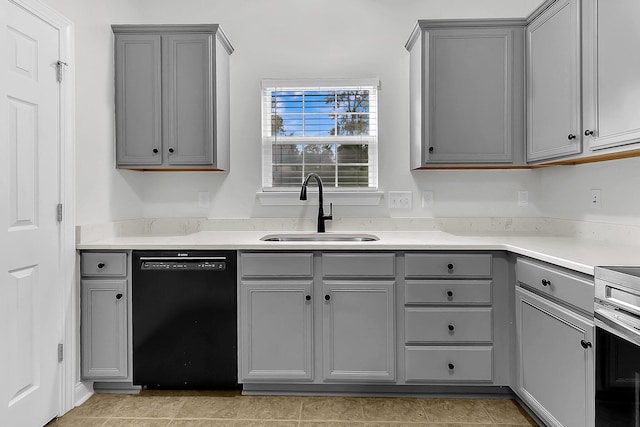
76, 230, 640, 275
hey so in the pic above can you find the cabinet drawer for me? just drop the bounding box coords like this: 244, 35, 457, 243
405, 280, 491, 304
405, 346, 493, 382
241, 253, 313, 277
405, 253, 492, 278
322, 253, 395, 277
405, 307, 492, 343
81, 252, 127, 277
516, 258, 594, 313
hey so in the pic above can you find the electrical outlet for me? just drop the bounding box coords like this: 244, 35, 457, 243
591, 189, 602, 209
388, 191, 412, 209
197, 191, 210, 208
518, 190, 529, 207
422, 191, 434, 208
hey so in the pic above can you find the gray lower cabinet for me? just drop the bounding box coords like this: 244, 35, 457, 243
113, 25, 233, 170
239, 280, 313, 381
322, 280, 395, 381
515, 258, 595, 427
406, 20, 525, 168
80, 251, 130, 381
81, 280, 127, 379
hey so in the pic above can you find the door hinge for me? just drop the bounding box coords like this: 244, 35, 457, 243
58, 343, 63, 363
56, 60, 68, 83
56, 203, 63, 222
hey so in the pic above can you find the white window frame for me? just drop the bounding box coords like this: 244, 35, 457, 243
261, 78, 380, 194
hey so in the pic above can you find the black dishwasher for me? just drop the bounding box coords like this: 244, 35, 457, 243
132, 250, 238, 389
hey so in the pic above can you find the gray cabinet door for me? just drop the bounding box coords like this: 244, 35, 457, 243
164, 34, 214, 166
81, 279, 128, 379
526, 0, 582, 162
322, 281, 395, 381
582, 0, 640, 152
240, 280, 313, 382
515, 287, 594, 427
114, 34, 162, 166
426, 28, 520, 164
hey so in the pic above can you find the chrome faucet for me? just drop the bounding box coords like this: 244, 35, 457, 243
300, 173, 333, 233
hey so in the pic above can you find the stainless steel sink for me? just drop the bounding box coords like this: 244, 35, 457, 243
260, 233, 379, 242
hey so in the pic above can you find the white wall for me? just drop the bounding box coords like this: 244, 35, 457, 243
53, 0, 632, 226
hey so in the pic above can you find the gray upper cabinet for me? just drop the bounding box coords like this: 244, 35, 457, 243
407, 20, 525, 169
526, 0, 582, 163
113, 25, 233, 170
582, 0, 640, 153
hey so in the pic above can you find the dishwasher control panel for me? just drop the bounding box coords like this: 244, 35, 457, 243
141, 260, 227, 271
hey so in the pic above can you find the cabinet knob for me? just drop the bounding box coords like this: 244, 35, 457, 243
169, 148, 175, 153
580, 340, 592, 349
447, 324, 455, 333
305, 295, 311, 301
447, 263, 454, 271
97, 262, 106, 270
541, 279, 551, 287
584, 129, 594, 136
116, 293, 123, 300
448, 363, 455, 371
567, 134, 576, 140
152, 148, 159, 154
446, 290, 454, 300
428, 146, 434, 153
324, 294, 331, 301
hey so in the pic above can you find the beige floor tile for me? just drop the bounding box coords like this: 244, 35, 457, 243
236, 396, 303, 420
116, 396, 187, 418
300, 422, 365, 427
214, 422, 298, 427
47, 417, 108, 426
175, 396, 246, 419
361, 398, 428, 422
169, 421, 216, 427
480, 399, 538, 425
301, 397, 364, 421
104, 419, 171, 427
420, 398, 493, 424
64, 394, 128, 418
142, 390, 242, 398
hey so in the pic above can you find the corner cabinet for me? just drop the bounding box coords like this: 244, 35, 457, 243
112, 25, 233, 171
406, 20, 525, 169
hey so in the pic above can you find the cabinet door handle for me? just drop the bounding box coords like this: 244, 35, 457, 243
448, 363, 455, 371
168, 148, 175, 153
584, 129, 594, 136
152, 148, 159, 154
324, 294, 331, 301
580, 340, 592, 349
447, 324, 455, 333
567, 134, 576, 140
115, 293, 123, 300
428, 146, 434, 153
97, 262, 106, 270
541, 279, 551, 287
446, 290, 454, 300
305, 295, 311, 301
447, 263, 454, 271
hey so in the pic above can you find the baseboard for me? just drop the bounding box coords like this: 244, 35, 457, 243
74, 381, 93, 407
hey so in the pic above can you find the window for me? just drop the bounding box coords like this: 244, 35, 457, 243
262, 79, 379, 191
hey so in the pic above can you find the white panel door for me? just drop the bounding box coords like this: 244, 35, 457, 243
0, 1, 62, 426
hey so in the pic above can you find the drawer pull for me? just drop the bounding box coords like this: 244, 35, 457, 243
447, 324, 456, 334
541, 279, 551, 287
446, 290, 454, 300
305, 295, 311, 301
115, 293, 123, 300
580, 340, 592, 349
448, 363, 455, 371
97, 262, 106, 270
447, 263, 454, 271
325, 294, 331, 301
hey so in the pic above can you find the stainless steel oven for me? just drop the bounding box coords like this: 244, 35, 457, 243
595, 266, 640, 426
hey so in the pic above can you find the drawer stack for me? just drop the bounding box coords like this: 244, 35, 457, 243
404, 253, 494, 382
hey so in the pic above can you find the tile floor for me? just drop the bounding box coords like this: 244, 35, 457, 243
47, 391, 539, 427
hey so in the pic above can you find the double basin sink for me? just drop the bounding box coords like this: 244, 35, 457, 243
260, 233, 379, 242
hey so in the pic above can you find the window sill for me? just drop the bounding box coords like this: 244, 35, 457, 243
257, 191, 384, 206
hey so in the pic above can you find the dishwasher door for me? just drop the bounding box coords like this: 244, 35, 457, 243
132, 250, 238, 389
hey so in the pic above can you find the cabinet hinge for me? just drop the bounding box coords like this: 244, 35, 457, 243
58, 343, 63, 363
56, 60, 68, 83
56, 203, 63, 222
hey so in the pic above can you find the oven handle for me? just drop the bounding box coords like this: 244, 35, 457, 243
595, 305, 640, 346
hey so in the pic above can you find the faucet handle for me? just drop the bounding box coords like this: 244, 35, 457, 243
326, 203, 333, 220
